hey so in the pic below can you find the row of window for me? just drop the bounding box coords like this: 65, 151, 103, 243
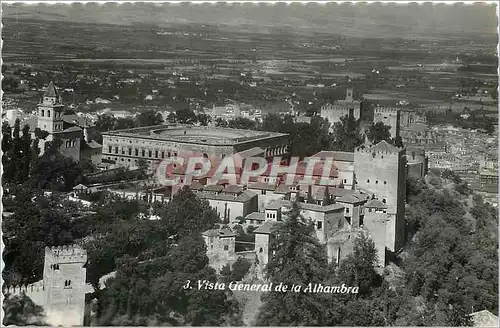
366, 179, 388, 185
65, 140, 77, 148
40, 109, 62, 118
266, 212, 277, 219
64, 280, 72, 288
107, 146, 178, 159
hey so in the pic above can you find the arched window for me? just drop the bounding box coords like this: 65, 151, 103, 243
47, 110, 51, 117
41, 109, 45, 117
259, 247, 263, 253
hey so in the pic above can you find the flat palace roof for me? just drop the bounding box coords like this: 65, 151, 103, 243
102, 124, 288, 146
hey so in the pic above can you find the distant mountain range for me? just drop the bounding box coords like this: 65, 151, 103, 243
2, 2, 497, 39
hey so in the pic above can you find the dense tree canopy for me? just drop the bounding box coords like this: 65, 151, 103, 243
366, 121, 392, 144
330, 115, 364, 152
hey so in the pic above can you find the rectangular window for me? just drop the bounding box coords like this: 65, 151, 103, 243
161, 151, 165, 158
155, 150, 159, 158
142, 150, 145, 157
135, 149, 139, 156
224, 245, 229, 251
115, 147, 118, 154
317, 221, 323, 230
148, 150, 152, 157
346, 207, 350, 214
108, 146, 112, 153
128, 148, 132, 155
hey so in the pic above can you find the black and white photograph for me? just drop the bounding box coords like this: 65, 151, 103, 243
1, 1, 498, 326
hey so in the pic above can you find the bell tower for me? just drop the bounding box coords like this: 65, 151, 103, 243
37, 81, 65, 136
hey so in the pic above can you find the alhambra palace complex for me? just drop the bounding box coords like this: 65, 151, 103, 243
5, 84, 428, 326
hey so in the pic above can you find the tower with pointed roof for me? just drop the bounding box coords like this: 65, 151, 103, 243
34, 82, 83, 161
353, 140, 406, 252
37, 81, 65, 136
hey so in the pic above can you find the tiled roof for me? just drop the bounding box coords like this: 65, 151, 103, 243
278, 199, 345, 213
253, 221, 282, 235
61, 126, 82, 133
327, 227, 364, 245
202, 229, 235, 238
44, 81, 59, 98
369, 140, 401, 154
299, 202, 345, 213
87, 140, 102, 149
336, 194, 366, 204
203, 184, 224, 192
364, 199, 387, 209
265, 200, 282, 210
222, 185, 243, 194
198, 189, 257, 203
245, 212, 266, 221
248, 182, 277, 191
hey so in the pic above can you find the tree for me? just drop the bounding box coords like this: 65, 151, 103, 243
3, 294, 46, 326
196, 113, 211, 126
227, 117, 257, 130
231, 257, 251, 281
156, 186, 218, 239
29, 138, 86, 192
115, 117, 136, 130
331, 115, 364, 152
97, 235, 242, 326
256, 202, 332, 326
214, 117, 228, 127
336, 234, 382, 296
95, 114, 117, 132
136, 109, 164, 127
367, 122, 392, 144
175, 108, 197, 124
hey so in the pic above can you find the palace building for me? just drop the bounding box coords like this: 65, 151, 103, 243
101, 124, 289, 169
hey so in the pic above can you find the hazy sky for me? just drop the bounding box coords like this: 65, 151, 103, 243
2, 2, 498, 38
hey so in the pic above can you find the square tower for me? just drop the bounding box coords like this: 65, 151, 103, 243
373, 107, 401, 140
43, 245, 87, 326
37, 81, 65, 136
353, 141, 406, 252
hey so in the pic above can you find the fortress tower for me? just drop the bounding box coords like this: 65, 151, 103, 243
43, 245, 88, 326
3, 245, 88, 326
373, 107, 401, 140
354, 141, 406, 252
320, 87, 362, 128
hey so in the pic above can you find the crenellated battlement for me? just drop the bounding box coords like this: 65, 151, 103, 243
374, 107, 400, 114
3, 280, 45, 296
321, 103, 354, 111
45, 244, 87, 263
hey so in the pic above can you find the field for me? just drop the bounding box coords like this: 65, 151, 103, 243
1, 16, 497, 115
